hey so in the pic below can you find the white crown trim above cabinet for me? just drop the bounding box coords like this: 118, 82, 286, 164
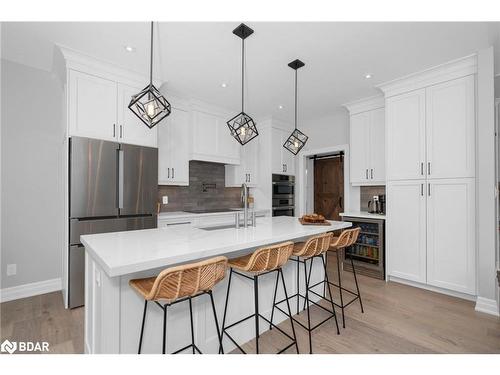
384, 54, 477, 297
344, 96, 385, 185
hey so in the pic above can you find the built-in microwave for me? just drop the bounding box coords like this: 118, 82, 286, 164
272, 174, 295, 217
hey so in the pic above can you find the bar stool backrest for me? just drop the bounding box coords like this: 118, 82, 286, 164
330, 227, 361, 250
243, 241, 294, 273
295, 232, 333, 258
146, 256, 228, 301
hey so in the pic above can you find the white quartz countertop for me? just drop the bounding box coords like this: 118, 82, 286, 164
81, 216, 351, 278
158, 209, 269, 220
340, 211, 386, 220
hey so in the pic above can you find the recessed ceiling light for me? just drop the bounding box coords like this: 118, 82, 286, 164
221, 83, 227, 88
365, 73, 372, 79
278, 105, 284, 109
124, 45, 136, 53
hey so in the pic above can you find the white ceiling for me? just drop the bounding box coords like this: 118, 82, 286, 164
2, 22, 499, 123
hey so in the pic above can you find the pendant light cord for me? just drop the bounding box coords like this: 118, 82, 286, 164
149, 21, 154, 85
295, 69, 298, 130
241, 37, 245, 112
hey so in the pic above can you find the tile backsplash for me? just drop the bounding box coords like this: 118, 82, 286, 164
360, 185, 386, 212
158, 161, 243, 212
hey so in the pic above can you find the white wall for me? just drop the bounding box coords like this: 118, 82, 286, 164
1, 59, 65, 289
475, 47, 499, 315
301, 110, 349, 151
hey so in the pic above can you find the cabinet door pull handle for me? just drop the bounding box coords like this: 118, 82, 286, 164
428, 162, 431, 175
428, 183, 431, 196
120, 125, 123, 139
371, 169, 373, 179
421, 162, 424, 175
113, 124, 116, 138
366, 169, 368, 179
248, 174, 251, 182
167, 168, 170, 179
421, 183, 424, 196
172, 168, 174, 179
285, 164, 287, 172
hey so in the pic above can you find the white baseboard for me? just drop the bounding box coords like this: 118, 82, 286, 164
0, 278, 62, 303
475, 297, 500, 317
388, 276, 476, 301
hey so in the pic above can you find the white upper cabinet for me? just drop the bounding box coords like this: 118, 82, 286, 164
117, 83, 157, 148
345, 97, 385, 185
349, 112, 370, 183
68, 70, 157, 147
386, 89, 426, 181
158, 107, 190, 186
426, 178, 475, 294
69, 70, 117, 142
191, 109, 240, 165
386, 180, 427, 283
225, 138, 259, 187
369, 108, 386, 182
271, 127, 295, 175
425, 75, 475, 179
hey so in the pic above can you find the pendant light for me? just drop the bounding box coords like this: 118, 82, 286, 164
128, 22, 171, 129
283, 59, 308, 155
227, 23, 258, 145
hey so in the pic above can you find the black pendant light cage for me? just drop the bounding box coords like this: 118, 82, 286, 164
129, 22, 171, 129
227, 23, 258, 146
284, 59, 308, 155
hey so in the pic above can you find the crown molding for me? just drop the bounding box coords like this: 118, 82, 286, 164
377, 53, 477, 98
342, 95, 384, 115
55, 44, 162, 88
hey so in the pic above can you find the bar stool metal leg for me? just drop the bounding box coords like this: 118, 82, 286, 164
138, 300, 148, 354
296, 260, 300, 314
188, 298, 195, 354
349, 252, 364, 313
336, 249, 346, 328
269, 271, 280, 330
254, 275, 260, 354
303, 258, 313, 354
208, 291, 224, 354
279, 269, 299, 354
162, 305, 167, 354
303, 257, 314, 311
220, 268, 233, 354
321, 255, 340, 335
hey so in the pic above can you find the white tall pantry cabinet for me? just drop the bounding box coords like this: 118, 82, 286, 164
381, 55, 477, 297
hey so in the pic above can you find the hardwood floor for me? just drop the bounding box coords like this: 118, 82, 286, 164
1, 256, 499, 354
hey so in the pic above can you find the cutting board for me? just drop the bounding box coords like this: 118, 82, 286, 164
298, 218, 331, 226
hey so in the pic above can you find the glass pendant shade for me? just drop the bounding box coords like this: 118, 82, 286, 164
284, 128, 308, 155
228, 23, 258, 145
227, 111, 259, 145
128, 84, 171, 129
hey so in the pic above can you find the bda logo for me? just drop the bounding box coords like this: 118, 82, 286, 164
1, 339, 17, 354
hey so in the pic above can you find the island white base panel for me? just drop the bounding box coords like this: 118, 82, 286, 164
84, 253, 325, 354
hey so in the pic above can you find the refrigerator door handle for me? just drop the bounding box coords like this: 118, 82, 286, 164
117, 149, 124, 209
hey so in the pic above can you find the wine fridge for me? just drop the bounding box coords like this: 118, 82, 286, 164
341, 216, 385, 280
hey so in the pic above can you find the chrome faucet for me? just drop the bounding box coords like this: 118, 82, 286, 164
241, 183, 249, 228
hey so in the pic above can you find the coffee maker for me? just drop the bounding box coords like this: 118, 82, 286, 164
368, 194, 386, 214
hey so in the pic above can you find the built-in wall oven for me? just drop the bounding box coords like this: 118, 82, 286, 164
272, 174, 295, 217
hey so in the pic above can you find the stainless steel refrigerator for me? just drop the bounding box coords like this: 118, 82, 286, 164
68, 137, 158, 308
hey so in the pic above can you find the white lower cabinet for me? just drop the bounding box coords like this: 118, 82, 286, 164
387, 178, 476, 295
387, 180, 427, 283
426, 178, 475, 294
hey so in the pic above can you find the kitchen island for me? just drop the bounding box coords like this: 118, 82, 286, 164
81, 216, 351, 354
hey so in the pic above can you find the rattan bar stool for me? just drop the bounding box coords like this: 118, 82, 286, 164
320, 227, 364, 328
220, 241, 299, 354
129, 256, 227, 354
270, 232, 340, 354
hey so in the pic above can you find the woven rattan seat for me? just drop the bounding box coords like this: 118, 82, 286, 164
228, 241, 294, 274
292, 232, 332, 259
130, 256, 227, 302
329, 227, 360, 252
